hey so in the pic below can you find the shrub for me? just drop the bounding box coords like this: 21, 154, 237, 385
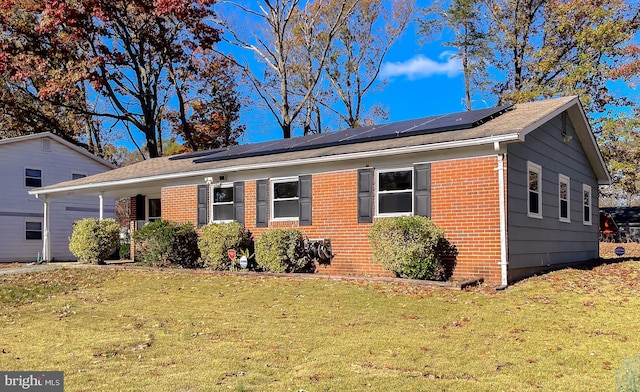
368, 216, 448, 280
133, 220, 201, 268
616, 354, 640, 392
255, 228, 313, 273
199, 222, 253, 270
69, 218, 121, 264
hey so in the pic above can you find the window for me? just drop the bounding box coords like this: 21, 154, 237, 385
26, 222, 42, 240
583, 184, 592, 225
272, 178, 299, 219
25, 168, 42, 187
72, 173, 86, 180
527, 162, 542, 218
377, 169, 413, 216
148, 198, 161, 222
211, 184, 234, 222
559, 174, 570, 223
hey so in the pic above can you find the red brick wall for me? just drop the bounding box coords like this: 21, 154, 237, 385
431, 156, 502, 283
161, 186, 198, 224
147, 155, 505, 283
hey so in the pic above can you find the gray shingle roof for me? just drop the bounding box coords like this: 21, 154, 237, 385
31, 96, 609, 196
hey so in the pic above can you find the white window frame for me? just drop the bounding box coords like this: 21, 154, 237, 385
582, 184, 592, 225
25, 167, 42, 188
25, 221, 42, 240
147, 198, 161, 222
210, 182, 234, 223
271, 177, 299, 221
375, 168, 414, 217
558, 174, 571, 223
527, 161, 542, 219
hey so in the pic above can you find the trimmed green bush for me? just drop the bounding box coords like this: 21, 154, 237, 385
69, 218, 120, 264
199, 222, 253, 270
133, 220, 201, 268
255, 228, 312, 273
368, 216, 447, 280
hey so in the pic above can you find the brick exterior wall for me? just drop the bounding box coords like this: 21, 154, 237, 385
431, 156, 503, 283
130, 155, 505, 284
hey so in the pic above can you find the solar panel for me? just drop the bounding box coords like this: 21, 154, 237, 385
191, 104, 513, 164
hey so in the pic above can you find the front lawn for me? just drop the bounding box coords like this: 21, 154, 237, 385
1, 262, 639, 391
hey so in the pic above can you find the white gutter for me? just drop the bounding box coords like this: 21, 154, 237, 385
494, 142, 508, 288
30, 133, 523, 197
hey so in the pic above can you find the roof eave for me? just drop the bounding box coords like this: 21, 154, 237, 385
29, 133, 522, 197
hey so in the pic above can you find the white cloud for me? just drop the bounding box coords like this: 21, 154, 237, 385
380, 52, 462, 80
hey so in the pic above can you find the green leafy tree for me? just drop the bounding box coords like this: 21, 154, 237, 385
418, 0, 491, 110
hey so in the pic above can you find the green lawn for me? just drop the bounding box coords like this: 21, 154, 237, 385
1, 262, 639, 391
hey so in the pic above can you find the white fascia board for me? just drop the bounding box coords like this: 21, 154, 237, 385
29, 133, 522, 197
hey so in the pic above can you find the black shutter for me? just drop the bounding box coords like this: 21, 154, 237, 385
299, 175, 312, 226
233, 181, 245, 225
358, 168, 374, 223
135, 194, 145, 221
414, 163, 431, 217
256, 179, 268, 227
197, 184, 208, 226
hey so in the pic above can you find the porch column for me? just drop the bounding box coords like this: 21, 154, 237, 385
99, 192, 104, 220
42, 195, 51, 262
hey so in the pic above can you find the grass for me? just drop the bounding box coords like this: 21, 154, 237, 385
1, 262, 640, 391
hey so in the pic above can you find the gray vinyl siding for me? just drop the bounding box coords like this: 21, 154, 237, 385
0, 137, 115, 262
507, 113, 599, 270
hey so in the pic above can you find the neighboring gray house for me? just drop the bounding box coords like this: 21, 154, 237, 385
0, 132, 116, 262
30, 96, 610, 285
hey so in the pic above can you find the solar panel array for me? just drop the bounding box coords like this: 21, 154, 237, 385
170, 104, 513, 164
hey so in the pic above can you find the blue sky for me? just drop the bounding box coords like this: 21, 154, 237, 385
235, 14, 473, 144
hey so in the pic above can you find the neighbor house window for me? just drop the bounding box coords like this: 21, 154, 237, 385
377, 169, 413, 216
72, 173, 86, 180
559, 174, 570, 223
527, 162, 542, 218
26, 222, 42, 240
25, 168, 42, 188
272, 177, 299, 219
211, 183, 234, 222
148, 198, 161, 222
582, 184, 592, 225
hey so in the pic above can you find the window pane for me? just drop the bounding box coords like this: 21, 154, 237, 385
26, 168, 41, 178
379, 192, 412, 214
560, 182, 567, 199
560, 200, 568, 218
213, 205, 234, 221
25, 178, 42, 187
379, 171, 412, 191
214, 187, 233, 203
529, 192, 539, 214
528, 170, 538, 191
148, 199, 161, 218
274, 200, 298, 218
26, 222, 42, 240
583, 190, 590, 205
274, 181, 298, 199
584, 206, 590, 221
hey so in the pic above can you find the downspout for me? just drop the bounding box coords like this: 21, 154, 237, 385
35, 194, 50, 263
99, 192, 104, 220
494, 142, 508, 288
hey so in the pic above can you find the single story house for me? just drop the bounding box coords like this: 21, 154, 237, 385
1, 132, 116, 262
29, 96, 610, 285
